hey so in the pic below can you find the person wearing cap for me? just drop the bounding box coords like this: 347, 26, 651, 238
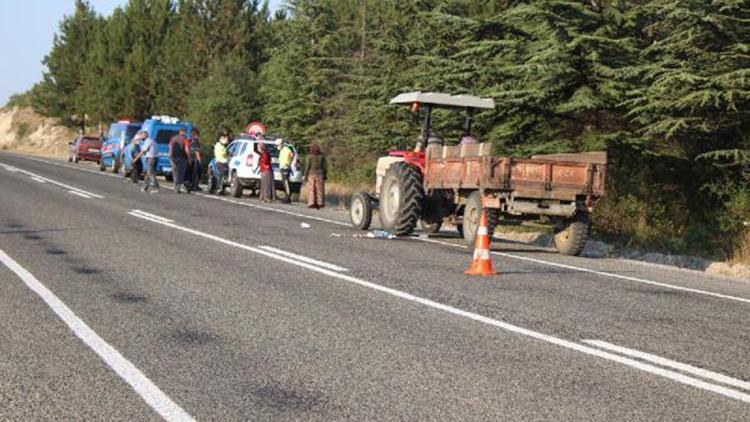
276, 138, 294, 203
168, 127, 191, 194
132, 130, 159, 193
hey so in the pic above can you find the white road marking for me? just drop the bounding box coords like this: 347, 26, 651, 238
1, 163, 104, 199
417, 237, 750, 305
7, 154, 749, 304
31, 177, 47, 183
125, 211, 750, 404
68, 190, 93, 199
0, 249, 195, 422
584, 340, 750, 391
131, 210, 175, 223
23, 155, 120, 179
196, 193, 350, 227
259, 245, 348, 272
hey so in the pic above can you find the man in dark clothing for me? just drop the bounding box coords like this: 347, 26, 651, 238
168, 128, 191, 194
188, 128, 203, 191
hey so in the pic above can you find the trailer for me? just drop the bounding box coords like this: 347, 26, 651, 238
349, 92, 607, 256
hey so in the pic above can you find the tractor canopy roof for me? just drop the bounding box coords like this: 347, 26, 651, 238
390, 92, 495, 110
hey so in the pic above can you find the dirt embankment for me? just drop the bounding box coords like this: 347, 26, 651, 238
0, 107, 74, 157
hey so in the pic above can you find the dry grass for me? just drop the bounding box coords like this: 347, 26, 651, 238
732, 230, 750, 266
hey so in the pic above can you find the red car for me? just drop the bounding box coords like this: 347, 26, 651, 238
68, 135, 102, 164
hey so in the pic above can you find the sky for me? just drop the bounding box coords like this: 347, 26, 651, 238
0, 0, 283, 107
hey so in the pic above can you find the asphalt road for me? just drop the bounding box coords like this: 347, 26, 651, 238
0, 151, 748, 421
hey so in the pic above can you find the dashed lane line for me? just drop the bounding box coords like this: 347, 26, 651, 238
584, 339, 750, 392
126, 209, 750, 405
0, 162, 104, 199
6, 154, 749, 306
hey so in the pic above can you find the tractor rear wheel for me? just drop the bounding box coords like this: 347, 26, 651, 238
350, 192, 373, 230
553, 212, 590, 256
378, 162, 424, 236
462, 191, 498, 247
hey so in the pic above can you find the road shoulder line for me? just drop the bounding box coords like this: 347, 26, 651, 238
0, 249, 195, 422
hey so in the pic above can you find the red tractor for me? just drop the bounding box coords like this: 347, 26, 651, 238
349, 92, 606, 256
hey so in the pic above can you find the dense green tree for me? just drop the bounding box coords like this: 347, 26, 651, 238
35, 0, 99, 125
8, 0, 750, 259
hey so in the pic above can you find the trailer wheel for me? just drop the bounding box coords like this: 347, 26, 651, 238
553, 212, 590, 256
378, 162, 423, 236
350, 192, 373, 230
462, 191, 498, 247
419, 220, 442, 234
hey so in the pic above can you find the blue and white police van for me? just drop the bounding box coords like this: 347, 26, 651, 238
99, 120, 141, 173
122, 116, 193, 181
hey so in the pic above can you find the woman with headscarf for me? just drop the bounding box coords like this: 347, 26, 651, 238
304, 144, 327, 209
258, 141, 274, 202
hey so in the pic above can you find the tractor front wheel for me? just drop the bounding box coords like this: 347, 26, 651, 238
350, 192, 373, 230
378, 162, 424, 236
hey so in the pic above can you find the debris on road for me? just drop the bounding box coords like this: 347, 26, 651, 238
354, 230, 395, 239
329, 233, 342, 237
300, 222, 311, 228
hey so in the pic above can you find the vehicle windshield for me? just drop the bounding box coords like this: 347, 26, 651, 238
155, 129, 180, 144
255, 142, 278, 157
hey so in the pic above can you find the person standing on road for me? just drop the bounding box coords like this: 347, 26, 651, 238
304, 144, 327, 209
276, 138, 293, 203
213, 132, 230, 187
188, 128, 203, 191
168, 128, 191, 194
130, 133, 144, 184
132, 130, 159, 193
257, 142, 274, 202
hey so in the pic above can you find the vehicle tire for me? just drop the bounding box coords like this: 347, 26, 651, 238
553, 212, 590, 256
112, 159, 120, 174
378, 162, 424, 236
462, 191, 499, 247
230, 172, 243, 198
350, 192, 373, 230
289, 183, 301, 203
208, 174, 217, 194
164, 173, 173, 182
419, 219, 442, 235
99, 159, 105, 171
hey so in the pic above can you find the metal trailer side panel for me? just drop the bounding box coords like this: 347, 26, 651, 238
425, 154, 607, 203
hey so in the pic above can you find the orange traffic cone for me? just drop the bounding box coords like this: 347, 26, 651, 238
465, 210, 497, 276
